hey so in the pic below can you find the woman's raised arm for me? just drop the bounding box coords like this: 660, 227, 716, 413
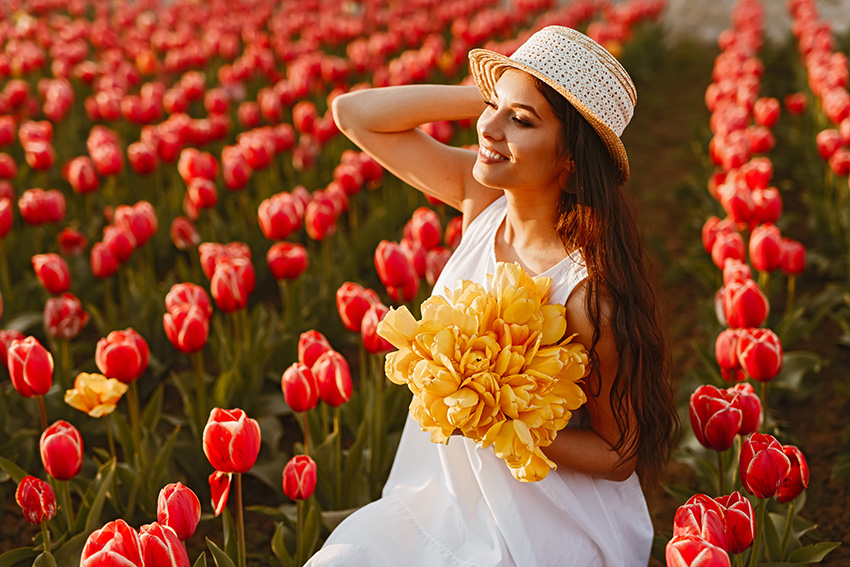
331, 84, 501, 214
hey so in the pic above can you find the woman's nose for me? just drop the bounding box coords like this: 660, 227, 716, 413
477, 108, 503, 141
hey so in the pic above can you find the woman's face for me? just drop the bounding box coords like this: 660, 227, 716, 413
473, 69, 567, 195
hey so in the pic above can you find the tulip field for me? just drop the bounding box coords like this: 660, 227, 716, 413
0, 0, 849, 565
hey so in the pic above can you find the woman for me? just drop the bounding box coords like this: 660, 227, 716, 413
308, 26, 678, 566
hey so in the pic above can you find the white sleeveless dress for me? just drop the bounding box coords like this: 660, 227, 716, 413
307, 195, 653, 567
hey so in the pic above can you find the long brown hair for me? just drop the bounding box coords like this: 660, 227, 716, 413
535, 77, 679, 486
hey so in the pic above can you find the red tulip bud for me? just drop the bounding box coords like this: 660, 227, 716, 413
0, 197, 12, 238
780, 238, 805, 276
267, 242, 309, 280
40, 420, 83, 480
740, 433, 791, 499
714, 328, 742, 382
32, 253, 71, 294
751, 187, 782, 224
736, 328, 782, 382
304, 197, 336, 241
166, 282, 213, 318
58, 227, 87, 256
672, 494, 727, 551
81, 519, 143, 567
665, 534, 730, 567
444, 215, 463, 250
298, 330, 332, 369
91, 242, 118, 278
282, 455, 317, 501
336, 282, 379, 332
784, 92, 806, 115
95, 328, 150, 384
816, 128, 841, 161
45, 292, 89, 340
689, 384, 742, 451
163, 305, 209, 353
16, 475, 56, 525
714, 491, 755, 554
103, 224, 137, 263
157, 482, 201, 542
375, 240, 413, 286
258, 192, 301, 241
748, 223, 782, 272
170, 216, 200, 251
8, 336, 54, 397
210, 257, 254, 312
362, 302, 393, 354
209, 470, 231, 517
753, 97, 780, 128
711, 232, 745, 270
721, 259, 751, 285
722, 280, 768, 329
282, 362, 319, 413
139, 522, 190, 567
408, 207, 442, 250
313, 350, 352, 407
203, 408, 261, 473
726, 383, 762, 436
67, 156, 100, 194
425, 247, 452, 287
0, 329, 25, 369
776, 445, 809, 503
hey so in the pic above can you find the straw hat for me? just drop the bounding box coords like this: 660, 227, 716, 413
468, 26, 636, 183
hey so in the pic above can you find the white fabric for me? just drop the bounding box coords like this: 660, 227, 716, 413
307, 195, 653, 567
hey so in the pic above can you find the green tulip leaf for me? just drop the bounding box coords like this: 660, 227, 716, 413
770, 351, 822, 394
81, 458, 117, 532
765, 512, 785, 562
205, 538, 237, 567
245, 504, 295, 524
51, 531, 89, 567
141, 384, 165, 429
147, 426, 181, 497
271, 522, 295, 567
32, 551, 57, 567
303, 503, 322, 559
111, 410, 135, 461
4, 311, 45, 333
0, 456, 30, 484
0, 547, 38, 567
786, 542, 841, 564
221, 507, 238, 560
192, 552, 208, 567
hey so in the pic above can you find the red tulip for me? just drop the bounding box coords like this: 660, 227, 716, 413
711, 232, 745, 270
267, 242, 309, 280
90, 144, 124, 177
209, 470, 231, 517
199, 242, 252, 279
672, 494, 727, 550
139, 522, 190, 567
362, 302, 393, 354
721, 259, 751, 286
387, 276, 420, 303
157, 482, 201, 542
58, 228, 87, 256
689, 384, 742, 452
304, 197, 337, 241
103, 224, 137, 263
281, 362, 319, 413
222, 145, 252, 191
166, 282, 213, 319
666, 535, 730, 567
741, 158, 773, 190
95, 328, 150, 384
24, 140, 56, 171
753, 97, 780, 128
0, 329, 25, 369
425, 247, 452, 287
751, 187, 782, 224
784, 92, 807, 115
444, 215, 463, 250
736, 328, 782, 382
375, 240, 413, 286
714, 328, 744, 382
259, 192, 301, 241
8, 336, 53, 398
186, 177, 218, 211
722, 280, 768, 329
170, 216, 200, 251
40, 420, 83, 480
91, 242, 118, 278
714, 491, 755, 554
740, 433, 791, 498
117, 201, 158, 247
298, 330, 332, 369
163, 305, 209, 354
203, 408, 261, 473
32, 253, 71, 295
748, 223, 782, 272
336, 282, 378, 332
237, 102, 261, 129
780, 238, 805, 276
16, 475, 56, 525
45, 292, 89, 340
717, 182, 754, 226
313, 350, 352, 407
178, 148, 217, 182
282, 455, 317, 501
816, 128, 841, 161
210, 257, 254, 313
726, 383, 762, 436
67, 156, 100, 194
407, 207, 442, 250
19, 188, 66, 225
0, 197, 12, 238
776, 445, 809, 503
81, 519, 143, 567
128, 140, 158, 175
0, 153, 17, 179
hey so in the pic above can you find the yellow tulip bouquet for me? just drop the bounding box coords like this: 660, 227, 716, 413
376, 262, 589, 482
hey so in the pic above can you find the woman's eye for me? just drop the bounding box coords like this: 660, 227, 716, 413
512, 116, 532, 127
484, 100, 497, 109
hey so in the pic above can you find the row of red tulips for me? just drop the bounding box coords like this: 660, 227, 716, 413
664, 0, 840, 566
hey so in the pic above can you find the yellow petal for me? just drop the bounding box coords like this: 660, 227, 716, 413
376, 306, 419, 348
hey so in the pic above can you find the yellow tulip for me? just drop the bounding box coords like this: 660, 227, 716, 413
64, 372, 128, 418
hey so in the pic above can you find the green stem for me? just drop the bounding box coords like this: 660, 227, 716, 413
278, 279, 289, 332
192, 351, 207, 439
717, 449, 726, 496
103, 278, 116, 330
758, 270, 769, 300
36, 395, 48, 431
59, 339, 72, 391
241, 308, 251, 356
334, 408, 342, 507
235, 473, 246, 567
299, 411, 311, 456
761, 381, 769, 429
104, 413, 116, 462
296, 498, 304, 566
0, 238, 11, 295
731, 435, 742, 489
128, 381, 143, 468
781, 499, 796, 559
61, 480, 74, 533
40, 521, 51, 554
785, 275, 796, 315
749, 498, 766, 567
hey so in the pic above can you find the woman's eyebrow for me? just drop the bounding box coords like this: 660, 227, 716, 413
510, 103, 541, 119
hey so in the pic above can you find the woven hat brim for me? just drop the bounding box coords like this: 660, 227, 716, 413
468, 48, 630, 184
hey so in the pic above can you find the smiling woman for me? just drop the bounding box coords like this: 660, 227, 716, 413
314, 26, 678, 567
